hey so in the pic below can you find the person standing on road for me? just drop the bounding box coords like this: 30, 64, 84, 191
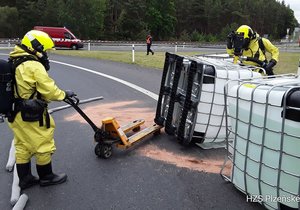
226, 25, 279, 75
8, 30, 76, 189
146, 34, 154, 55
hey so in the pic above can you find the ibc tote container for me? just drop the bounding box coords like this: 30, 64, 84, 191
156, 53, 262, 146
155, 53, 203, 139
171, 58, 215, 145
187, 56, 262, 146
223, 75, 300, 209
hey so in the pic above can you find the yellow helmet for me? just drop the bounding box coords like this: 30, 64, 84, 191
21, 30, 55, 52
236, 25, 255, 39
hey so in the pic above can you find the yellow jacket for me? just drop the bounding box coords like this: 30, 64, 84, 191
9, 45, 66, 101
226, 37, 279, 66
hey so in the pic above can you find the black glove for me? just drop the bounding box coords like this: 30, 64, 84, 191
64, 90, 76, 99
264, 59, 277, 76
227, 31, 235, 49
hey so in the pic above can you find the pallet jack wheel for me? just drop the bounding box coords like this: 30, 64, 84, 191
95, 143, 113, 159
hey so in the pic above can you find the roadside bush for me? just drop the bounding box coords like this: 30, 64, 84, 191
219, 23, 239, 41
205, 34, 218, 42
190, 30, 205, 42
179, 30, 190, 41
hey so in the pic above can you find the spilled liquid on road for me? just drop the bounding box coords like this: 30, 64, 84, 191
64, 100, 231, 175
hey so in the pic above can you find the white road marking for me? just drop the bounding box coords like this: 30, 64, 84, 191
0, 52, 159, 100
51, 60, 159, 101
48, 96, 103, 114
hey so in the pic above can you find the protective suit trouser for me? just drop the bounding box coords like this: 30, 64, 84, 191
8, 112, 56, 165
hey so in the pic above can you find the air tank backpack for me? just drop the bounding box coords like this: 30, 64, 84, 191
0, 59, 14, 119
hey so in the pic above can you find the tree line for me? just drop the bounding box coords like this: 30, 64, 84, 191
0, 0, 298, 41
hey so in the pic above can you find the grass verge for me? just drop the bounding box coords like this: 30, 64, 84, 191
53, 50, 300, 74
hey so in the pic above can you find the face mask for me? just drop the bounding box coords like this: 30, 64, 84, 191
233, 34, 244, 56
233, 35, 250, 56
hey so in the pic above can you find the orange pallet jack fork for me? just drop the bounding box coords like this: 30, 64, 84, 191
64, 96, 162, 159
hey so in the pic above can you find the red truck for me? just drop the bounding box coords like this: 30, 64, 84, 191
33, 26, 84, 50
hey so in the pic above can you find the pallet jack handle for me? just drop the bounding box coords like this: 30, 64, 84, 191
64, 96, 100, 132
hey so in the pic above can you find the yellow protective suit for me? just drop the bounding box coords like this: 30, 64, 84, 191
226, 36, 279, 67
8, 45, 66, 165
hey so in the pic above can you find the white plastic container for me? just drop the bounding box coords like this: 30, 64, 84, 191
227, 76, 300, 209
191, 56, 262, 145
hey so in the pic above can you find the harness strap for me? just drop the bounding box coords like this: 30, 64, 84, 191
10, 55, 38, 99
36, 92, 50, 128
254, 37, 267, 64
11, 55, 50, 128
258, 37, 266, 55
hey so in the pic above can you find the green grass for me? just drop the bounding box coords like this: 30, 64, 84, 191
53, 50, 300, 74
276, 52, 300, 74
53, 50, 179, 69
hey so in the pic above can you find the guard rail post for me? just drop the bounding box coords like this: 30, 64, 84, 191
88, 40, 91, 51
132, 44, 135, 63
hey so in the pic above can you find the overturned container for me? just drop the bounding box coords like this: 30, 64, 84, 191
189, 55, 262, 147
156, 53, 262, 146
155, 53, 202, 142
222, 75, 300, 209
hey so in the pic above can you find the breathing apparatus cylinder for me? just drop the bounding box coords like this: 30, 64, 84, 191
0, 59, 14, 116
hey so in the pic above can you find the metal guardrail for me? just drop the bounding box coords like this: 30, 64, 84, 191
0, 38, 298, 49
0, 38, 20, 47
0, 39, 227, 51
0, 38, 227, 48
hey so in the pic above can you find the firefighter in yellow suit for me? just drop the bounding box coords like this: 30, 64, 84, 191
8, 30, 76, 189
226, 25, 279, 75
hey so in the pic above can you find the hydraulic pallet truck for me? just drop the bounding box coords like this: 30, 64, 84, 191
64, 96, 162, 159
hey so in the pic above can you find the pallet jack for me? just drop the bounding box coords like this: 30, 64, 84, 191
64, 96, 162, 159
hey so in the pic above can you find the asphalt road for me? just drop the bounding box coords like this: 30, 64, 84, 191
0, 49, 264, 210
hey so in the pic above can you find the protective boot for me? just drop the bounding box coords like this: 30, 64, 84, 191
16, 162, 39, 190
36, 162, 67, 187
